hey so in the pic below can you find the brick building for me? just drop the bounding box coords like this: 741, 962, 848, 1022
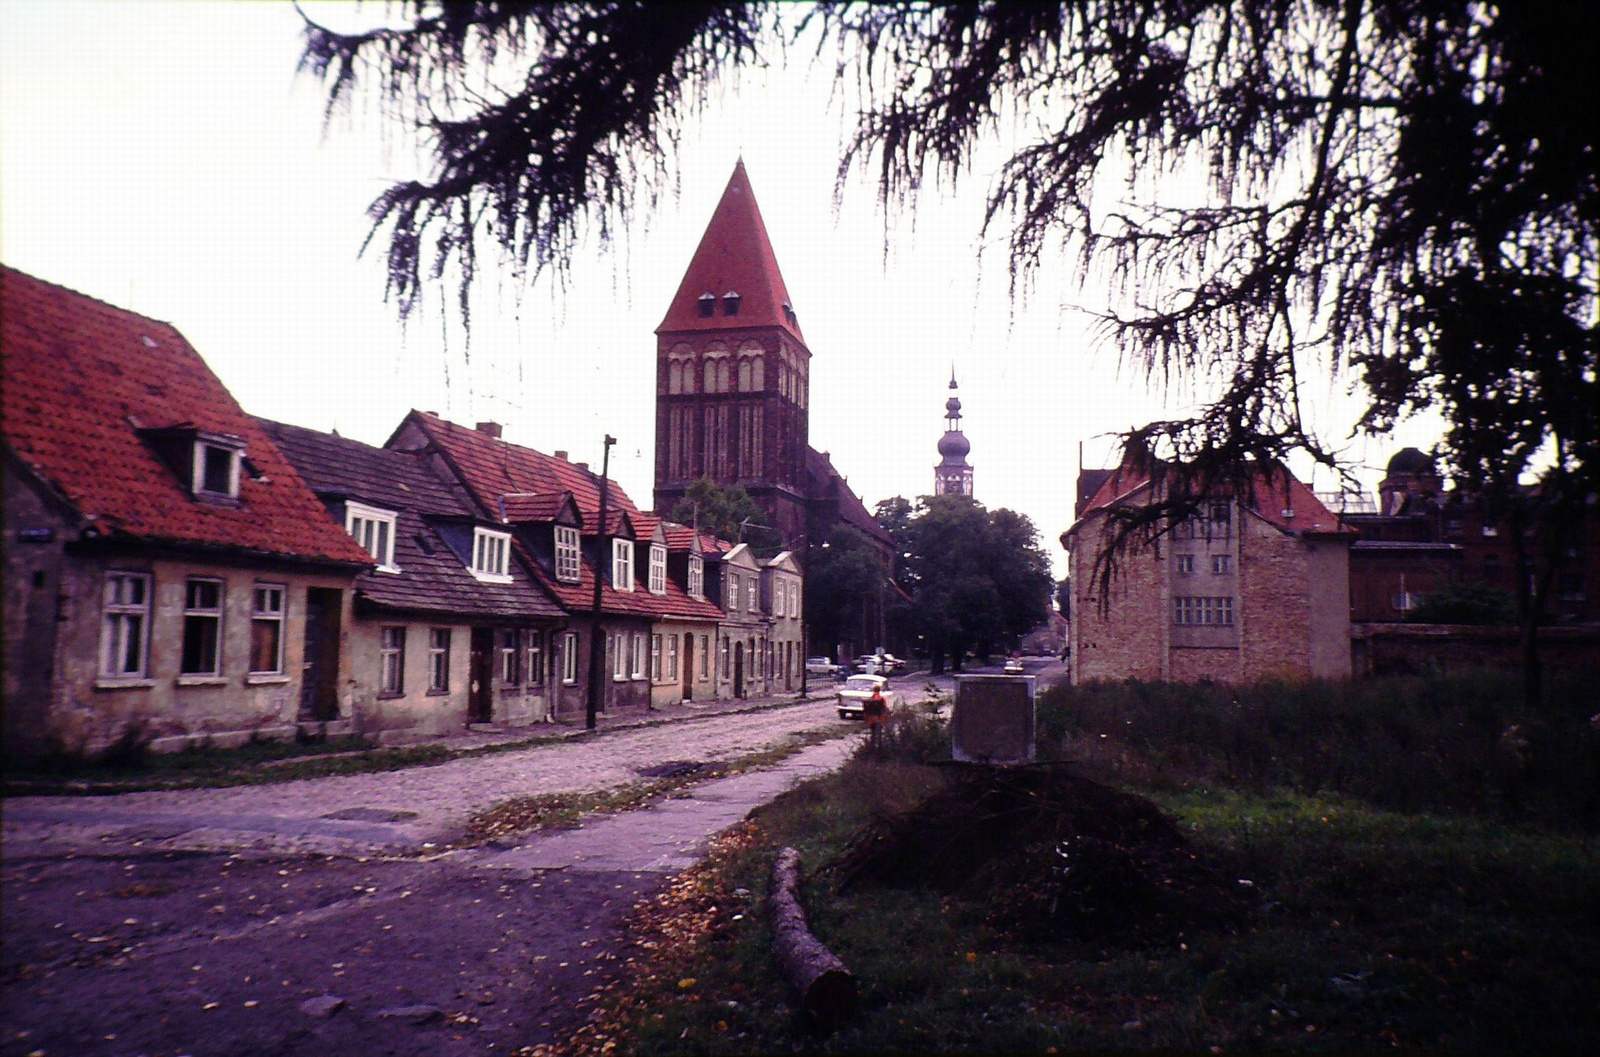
1062, 459, 1354, 684
652, 162, 894, 561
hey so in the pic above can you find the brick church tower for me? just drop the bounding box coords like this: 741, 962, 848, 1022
654, 161, 813, 543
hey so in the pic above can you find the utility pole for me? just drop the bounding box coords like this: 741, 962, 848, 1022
585, 435, 615, 732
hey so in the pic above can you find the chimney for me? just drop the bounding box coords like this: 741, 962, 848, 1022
554, 450, 568, 461
576, 462, 590, 472
476, 421, 502, 439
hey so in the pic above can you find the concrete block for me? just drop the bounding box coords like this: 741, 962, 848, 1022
950, 675, 1035, 764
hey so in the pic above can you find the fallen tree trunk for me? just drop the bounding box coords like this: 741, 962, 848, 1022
769, 846, 856, 1022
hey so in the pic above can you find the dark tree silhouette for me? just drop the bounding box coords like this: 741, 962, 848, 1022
302, 1, 1596, 701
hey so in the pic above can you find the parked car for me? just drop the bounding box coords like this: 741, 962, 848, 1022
836, 674, 892, 720
1003, 656, 1026, 674
805, 656, 842, 679
854, 652, 906, 676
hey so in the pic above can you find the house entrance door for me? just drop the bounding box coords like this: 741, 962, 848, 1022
299, 588, 342, 721
468, 627, 494, 724
733, 641, 745, 698
682, 633, 694, 699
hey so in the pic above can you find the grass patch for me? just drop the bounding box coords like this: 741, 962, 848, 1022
553, 683, 1600, 1054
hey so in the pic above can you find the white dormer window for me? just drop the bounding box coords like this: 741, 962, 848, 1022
472, 527, 513, 582
688, 554, 704, 599
193, 440, 241, 499
649, 544, 667, 594
748, 577, 758, 613
346, 501, 399, 572
555, 526, 581, 583
612, 538, 634, 592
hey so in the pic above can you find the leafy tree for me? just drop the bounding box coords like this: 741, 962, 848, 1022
804, 525, 886, 660
879, 495, 1054, 671
302, 2, 1596, 701
667, 477, 781, 555
1054, 578, 1071, 620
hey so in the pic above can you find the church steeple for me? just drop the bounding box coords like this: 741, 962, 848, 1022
934, 368, 973, 497
654, 162, 812, 543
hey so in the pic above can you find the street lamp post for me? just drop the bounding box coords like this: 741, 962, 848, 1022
585, 435, 615, 732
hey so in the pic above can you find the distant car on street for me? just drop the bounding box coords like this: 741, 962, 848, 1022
1003, 657, 1026, 674
836, 674, 892, 720
805, 656, 843, 679
854, 652, 906, 675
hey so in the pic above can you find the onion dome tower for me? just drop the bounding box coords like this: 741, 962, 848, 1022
934, 369, 973, 497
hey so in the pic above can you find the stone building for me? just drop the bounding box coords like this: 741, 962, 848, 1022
2, 267, 372, 756
1062, 458, 1354, 684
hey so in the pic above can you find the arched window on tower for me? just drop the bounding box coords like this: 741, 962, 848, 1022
668, 361, 683, 394
717, 360, 731, 393
750, 357, 764, 391
738, 360, 752, 392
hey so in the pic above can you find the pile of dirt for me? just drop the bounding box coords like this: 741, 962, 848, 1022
829, 763, 1250, 942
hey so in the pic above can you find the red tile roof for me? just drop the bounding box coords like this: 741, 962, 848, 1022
1075, 458, 1350, 535
396, 412, 721, 621
1, 267, 373, 567
499, 492, 577, 525
656, 161, 804, 342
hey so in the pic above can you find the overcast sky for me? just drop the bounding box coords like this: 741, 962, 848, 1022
1, 1, 1444, 578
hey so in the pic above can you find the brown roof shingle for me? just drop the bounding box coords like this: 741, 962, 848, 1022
1, 266, 373, 567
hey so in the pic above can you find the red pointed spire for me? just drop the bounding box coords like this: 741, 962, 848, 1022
656, 161, 803, 341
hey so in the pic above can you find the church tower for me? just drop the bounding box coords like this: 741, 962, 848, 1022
934, 370, 974, 497
654, 162, 812, 543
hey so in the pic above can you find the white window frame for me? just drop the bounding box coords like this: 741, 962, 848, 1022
346, 501, 399, 572
632, 632, 647, 680
700, 635, 711, 679
651, 634, 663, 682
1212, 554, 1232, 575
180, 577, 224, 677
379, 626, 406, 695
688, 554, 704, 599
500, 628, 520, 684
612, 538, 634, 592
249, 583, 286, 675
192, 440, 241, 499
100, 571, 152, 679
649, 544, 667, 594
748, 577, 758, 614
612, 631, 628, 681
555, 526, 582, 583
1175, 554, 1195, 574
472, 527, 513, 583
1173, 596, 1235, 626
773, 579, 784, 617
666, 634, 679, 680
562, 632, 579, 684
428, 628, 451, 692
526, 632, 545, 686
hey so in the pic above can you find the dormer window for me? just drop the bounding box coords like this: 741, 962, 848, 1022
346, 501, 399, 572
698, 293, 716, 318
191, 437, 242, 500
554, 526, 581, 583
688, 554, 704, 599
471, 527, 513, 583
612, 538, 634, 592
722, 291, 741, 317
649, 543, 667, 594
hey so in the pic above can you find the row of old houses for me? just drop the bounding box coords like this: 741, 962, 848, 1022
2, 265, 805, 758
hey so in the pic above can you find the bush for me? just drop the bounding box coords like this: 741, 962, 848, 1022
1404, 582, 1517, 625
1037, 670, 1600, 830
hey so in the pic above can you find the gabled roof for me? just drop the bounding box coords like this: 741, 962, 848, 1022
499, 491, 580, 526
656, 161, 804, 343
393, 412, 721, 622
1, 266, 372, 568
1071, 458, 1351, 537
259, 419, 563, 619
391, 411, 643, 521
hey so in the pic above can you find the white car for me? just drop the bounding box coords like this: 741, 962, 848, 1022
836, 674, 892, 720
1003, 657, 1025, 674
805, 656, 842, 679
